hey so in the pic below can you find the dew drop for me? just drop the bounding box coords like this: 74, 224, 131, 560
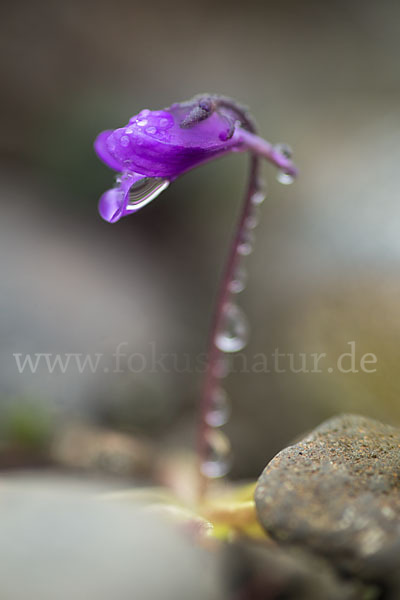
201, 429, 232, 478
215, 303, 249, 353
256, 177, 266, 190
212, 356, 230, 379
120, 136, 130, 147
276, 170, 294, 185
237, 230, 254, 256
140, 109, 150, 117
275, 143, 294, 185
146, 126, 157, 135
205, 387, 230, 427
251, 190, 266, 206
245, 207, 260, 230
228, 264, 247, 294
126, 177, 169, 212
275, 143, 292, 159
159, 118, 170, 128
137, 119, 148, 127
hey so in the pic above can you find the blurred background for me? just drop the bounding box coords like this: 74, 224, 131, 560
0, 0, 400, 482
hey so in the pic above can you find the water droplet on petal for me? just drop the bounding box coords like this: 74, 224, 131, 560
126, 178, 169, 212
146, 126, 157, 135
228, 264, 247, 294
276, 170, 294, 185
120, 135, 130, 147
137, 119, 148, 127
215, 303, 249, 353
205, 387, 230, 427
159, 118, 170, 128
237, 230, 254, 256
201, 429, 232, 478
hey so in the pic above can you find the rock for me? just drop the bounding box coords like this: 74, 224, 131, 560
0, 475, 223, 600
222, 539, 376, 600
255, 414, 400, 583
51, 424, 154, 478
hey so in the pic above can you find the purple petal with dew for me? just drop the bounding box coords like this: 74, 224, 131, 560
95, 96, 298, 223
105, 105, 239, 179
94, 130, 123, 171
98, 173, 169, 223
98, 188, 125, 223
98, 175, 140, 223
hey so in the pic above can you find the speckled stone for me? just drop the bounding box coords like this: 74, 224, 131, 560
223, 540, 376, 600
255, 414, 400, 578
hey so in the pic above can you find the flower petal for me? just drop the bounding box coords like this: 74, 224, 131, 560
94, 96, 298, 223
98, 188, 125, 223
94, 130, 123, 171
102, 101, 240, 179
98, 173, 169, 223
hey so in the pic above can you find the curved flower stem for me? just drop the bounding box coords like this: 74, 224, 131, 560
237, 129, 298, 178
197, 100, 263, 499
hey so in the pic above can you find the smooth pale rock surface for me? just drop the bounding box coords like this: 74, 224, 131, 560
0, 475, 223, 600
255, 414, 400, 578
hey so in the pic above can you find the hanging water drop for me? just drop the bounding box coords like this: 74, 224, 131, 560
228, 264, 247, 294
275, 143, 294, 185
205, 387, 231, 427
251, 190, 266, 206
126, 177, 169, 212
215, 303, 249, 353
237, 229, 254, 256
276, 170, 294, 185
201, 429, 232, 478
275, 143, 292, 159
245, 207, 260, 230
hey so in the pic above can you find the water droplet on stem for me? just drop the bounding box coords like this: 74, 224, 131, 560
237, 230, 254, 256
251, 191, 266, 206
276, 170, 294, 185
201, 429, 232, 478
228, 264, 247, 294
275, 143, 292, 159
245, 207, 260, 230
205, 387, 231, 427
275, 143, 294, 185
215, 303, 249, 353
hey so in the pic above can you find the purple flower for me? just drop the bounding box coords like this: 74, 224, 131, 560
94, 95, 298, 223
